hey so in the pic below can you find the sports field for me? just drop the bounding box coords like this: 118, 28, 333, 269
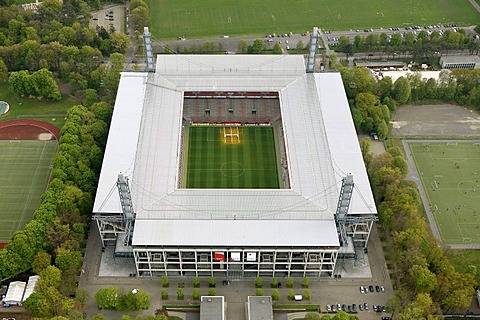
148, 0, 480, 39
0, 140, 57, 242
185, 126, 280, 189
409, 142, 480, 244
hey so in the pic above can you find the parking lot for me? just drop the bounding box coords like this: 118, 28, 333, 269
89, 5, 124, 33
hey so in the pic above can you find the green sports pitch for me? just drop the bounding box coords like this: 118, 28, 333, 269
409, 142, 480, 245
184, 126, 280, 189
148, 0, 480, 39
0, 140, 57, 242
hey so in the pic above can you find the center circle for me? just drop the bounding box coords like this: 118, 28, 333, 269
220, 161, 245, 178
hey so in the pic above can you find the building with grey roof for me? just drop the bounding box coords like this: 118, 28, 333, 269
93, 55, 377, 278
247, 296, 273, 320
200, 296, 224, 320
440, 55, 480, 69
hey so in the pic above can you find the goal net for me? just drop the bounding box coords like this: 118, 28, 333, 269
223, 127, 240, 144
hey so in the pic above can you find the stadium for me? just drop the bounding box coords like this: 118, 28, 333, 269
92, 52, 377, 278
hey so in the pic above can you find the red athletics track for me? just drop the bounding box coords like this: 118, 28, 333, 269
0, 119, 60, 140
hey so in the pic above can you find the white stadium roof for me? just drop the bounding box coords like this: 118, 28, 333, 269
93, 55, 376, 248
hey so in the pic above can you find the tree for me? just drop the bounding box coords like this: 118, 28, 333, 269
288, 289, 295, 300
296, 40, 304, 50
272, 42, 282, 54
161, 289, 168, 300
177, 288, 184, 300
237, 39, 248, 53
255, 277, 263, 288
271, 278, 278, 288
32, 251, 52, 274
302, 277, 310, 288
161, 275, 169, 287
286, 277, 294, 288
250, 38, 265, 53
305, 313, 321, 320
193, 288, 200, 300
208, 288, 216, 296
95, 286, 119, 310
271, 289, 279, 300
393, 76, 411, 104
304, 289, 311, 300
55, 246, 82, 272
256, 288, 264, 296
193, 277, 200, 288
332, 311, 351, 320
209, 277, 216, 287
0, 59, 8, 82
399, 293, 436, 320
409, 262, 437, 293
32, 68, 61, 100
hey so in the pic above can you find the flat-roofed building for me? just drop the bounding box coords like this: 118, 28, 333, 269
247, 296, 273, 320
440, 55, 480, 69
200, 296, 224, 320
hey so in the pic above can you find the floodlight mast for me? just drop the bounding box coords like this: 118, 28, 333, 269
306, 27, 319, 73
335, 174, 354, 246
117, 173, 135, 246
143, 27, 155, 72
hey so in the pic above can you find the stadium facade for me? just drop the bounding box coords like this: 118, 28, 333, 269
93, 55, 377, 278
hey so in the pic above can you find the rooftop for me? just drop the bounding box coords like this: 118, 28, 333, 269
93, 55, 376, 248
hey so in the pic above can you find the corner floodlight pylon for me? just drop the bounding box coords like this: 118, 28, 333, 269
143, 27, 155, 72
306, 27, 319, 73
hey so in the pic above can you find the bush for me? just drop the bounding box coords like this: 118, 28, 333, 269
255, 277, 263, 288
208, 277, 216, 288
95, 286, 119, 310
271, 289, 279, 300
208, 288, 216, 296
271, 278, 278, 288
288, 289, 295, 300
193, 277, 200, 288
286, 277, 294, 288
192, 288, 200, 300
161, 289, 168, 300
302, 277, 310, 288
256, 288, 264, 296
177, 288, 184, 300
161, 275, 169, 288
304, 289, 311, 300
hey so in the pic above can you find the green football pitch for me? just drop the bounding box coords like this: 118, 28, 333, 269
409, 142, 480, 244
184, 126, 280, 189
0, 140, 57, 242
148, 0, 480, 39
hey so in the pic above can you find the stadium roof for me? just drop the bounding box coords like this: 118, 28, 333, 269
93, 55, 376, 248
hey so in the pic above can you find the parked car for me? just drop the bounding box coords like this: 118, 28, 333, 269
376, 285, 380, 292
380, 285, 385, 292
352, 304, 357, 312
332, 304, 337, 312
359, 304, 363, 311
337, 303, 342, 311
364, 303, 369, 310
369, 285, 374, 292
360, 286, 365, 294
326, 304, 332, 312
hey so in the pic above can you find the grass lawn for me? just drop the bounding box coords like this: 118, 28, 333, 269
409, 142, 480, 244
0, 140, 57, 242
148, 0, 480, 39
0, 82, 78, 129
185, 126, 279, 189
446, 249, 480, 284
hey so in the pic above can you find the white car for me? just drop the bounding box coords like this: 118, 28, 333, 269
360, 285, 365, 294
